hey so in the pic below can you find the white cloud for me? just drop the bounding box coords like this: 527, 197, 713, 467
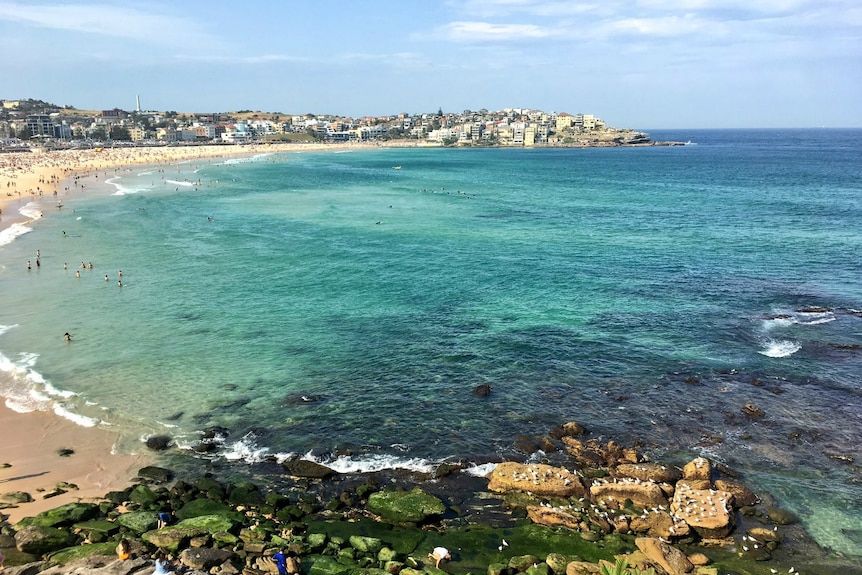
599, 14, 714, 37
0, 1, 214, 46
438, 21, 562, 42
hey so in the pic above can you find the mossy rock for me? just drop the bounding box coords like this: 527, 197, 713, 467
526, 563, 551, 575
349, 535, 384, 554
196, 477, 227, 499
72, 519, 120, 536
129, 484, 162, 507
15, 502, 100, 528
307, 518, 423, 556
175, 497, 244, 522
177, 513, 238, 534
116, 511, 159, 533
509, 554, 541, 571
46, 541, 116, 563
13, 525, 77, 555
1, 491, 33, 504
143, 525, 207, 553
545, 553, 582, 573
138, 465, 173, 483
366, 488, 445, 524
213, 530, 239, 545
228, 481, 264, 506
306, 554, 355, 575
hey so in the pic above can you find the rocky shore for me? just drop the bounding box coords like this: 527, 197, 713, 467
1, 421, 859, 575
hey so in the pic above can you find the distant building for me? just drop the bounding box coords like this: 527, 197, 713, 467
102, 108, 128, 119
26, 114, 54, 138
53, 123, 73, 139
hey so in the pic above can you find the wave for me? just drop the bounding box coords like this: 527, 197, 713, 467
0, 222, 33, 246
760, 309, 836, 329
164, 179, 195, 188
758, 339, 801, 358
221, 153, 273, 165
106, 176, 145, 196
0, 337, 101, 427
18, 201, 43, 220
181, 429, 480, 475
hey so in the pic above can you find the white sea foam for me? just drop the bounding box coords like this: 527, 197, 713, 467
221, 432, 273, 463
796, 311, 836, 325
106, 175, 146, 196
0, 222, 33, 246
221, 153, 273, 165
18, 202, 43, 220
762, 316, 795, 330
465, 462, 498, 477
138, 171, 153, 176
0, 345, 99, 426
53, 404, 99, 427
165, 179, 195, 187
758, 339, 801, 357
303, 451, 436, 474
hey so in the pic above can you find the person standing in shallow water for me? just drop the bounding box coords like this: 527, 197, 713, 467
64, 332, 71, 342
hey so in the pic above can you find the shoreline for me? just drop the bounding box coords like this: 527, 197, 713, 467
0, 142, 354, 526
0, 403, 150, 524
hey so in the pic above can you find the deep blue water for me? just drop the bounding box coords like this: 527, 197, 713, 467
1, 129, 861, 555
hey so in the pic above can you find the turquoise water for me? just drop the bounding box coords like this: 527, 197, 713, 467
1, 130, 861, 557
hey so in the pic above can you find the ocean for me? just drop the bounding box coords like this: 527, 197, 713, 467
1, 129, 860, 558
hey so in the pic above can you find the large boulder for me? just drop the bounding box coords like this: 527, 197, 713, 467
349, 535, 384, 554
306, 555, 355, 575
128, 484, 161, 507
366, 487, 445, 523
714, 479, 758, 507
682, 457, 712, 482
282, 458, 337, 479
487, 462, 585, 497
14, 525, 76, 555
526, 506, 581, 530
629, 510, 690, 539
670, 483, 734, 538
115, 511, 159, 533
14, 502, 100, 529
590, 479, 669, 509
142, 514, 235, 553
227, 481, 264, 506
137, 465, 173, 483
616, 463, 682, 484
179, 546, 234, 570
174, 497, 244, 522
635, 537, 694, 575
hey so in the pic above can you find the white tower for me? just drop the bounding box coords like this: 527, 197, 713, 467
136, 95, 141, 112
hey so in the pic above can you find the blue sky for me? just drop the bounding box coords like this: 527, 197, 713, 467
1, 0, 859, 128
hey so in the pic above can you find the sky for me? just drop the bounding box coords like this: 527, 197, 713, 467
0, 0, 860, 128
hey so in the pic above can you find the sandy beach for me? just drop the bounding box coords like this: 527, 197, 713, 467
0, 141, 354, 524
0, 403, 150, 524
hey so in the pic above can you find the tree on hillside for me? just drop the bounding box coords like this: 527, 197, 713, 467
110, 126, 131, 141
